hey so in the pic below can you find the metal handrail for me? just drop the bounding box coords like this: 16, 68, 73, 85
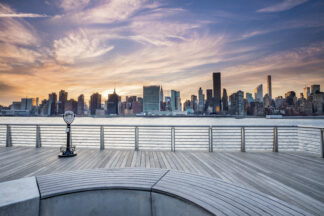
1, 123, 323, 158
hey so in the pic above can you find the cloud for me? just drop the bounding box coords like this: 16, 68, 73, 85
257, 0, 308, 13
53, 29, 114, 64
0, 13, 48, 18
0, 81, 14, 91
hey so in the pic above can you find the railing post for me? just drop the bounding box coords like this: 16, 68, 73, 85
171, 127, 175, 152
135, 126, 139, 151
6, 125, 12, 147
241, 127, 245, 152
209, 127, 213, 152
321, 129, 324, 158
36, 125, 41, 148
273, 127, 278, 152
100, 126, 104, 150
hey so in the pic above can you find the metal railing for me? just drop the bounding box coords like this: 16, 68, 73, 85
0, 124, 323, 157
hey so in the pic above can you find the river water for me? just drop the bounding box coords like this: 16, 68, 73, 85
0, 117, 323, 127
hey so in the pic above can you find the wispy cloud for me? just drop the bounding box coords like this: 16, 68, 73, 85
53, 29, 114, 64
0, 13, 49, 18
257, 0, 308, 13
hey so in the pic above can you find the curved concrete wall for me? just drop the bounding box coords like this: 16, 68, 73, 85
40, 189, 211, 216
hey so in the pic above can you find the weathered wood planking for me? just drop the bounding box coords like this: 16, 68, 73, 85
0, 146, 324, 215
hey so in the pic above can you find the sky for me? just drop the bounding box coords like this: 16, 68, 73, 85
0, 0, 323, 105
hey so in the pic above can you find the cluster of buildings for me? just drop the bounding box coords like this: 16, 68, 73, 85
1, 72, 323, 117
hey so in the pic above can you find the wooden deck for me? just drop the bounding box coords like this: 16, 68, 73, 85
1, 146, 324, 215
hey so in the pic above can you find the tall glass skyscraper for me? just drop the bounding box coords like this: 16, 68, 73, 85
143, 85, 161, 113
213, 72, 221, 112
267, 75, 272, 100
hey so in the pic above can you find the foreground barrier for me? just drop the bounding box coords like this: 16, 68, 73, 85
0, 124, 323, 157
0, 168, 312, 216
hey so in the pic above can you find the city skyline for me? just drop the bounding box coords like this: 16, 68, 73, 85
0, 0, 324, 105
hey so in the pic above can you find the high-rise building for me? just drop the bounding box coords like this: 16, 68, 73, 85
21, 98, 36, 111
304, 87, 310, 99
285, 91, 296, 106
77, 94, 85, 115
198, 87, 205, 112
246, 93, 253, 104
191, 95, 198, 112
311, 85, 320, 94
205, 89, 213, 112
65, 99, 78, 113
165, 96, 171, 111
222, 88, 228, 111
143, 86, 161, 113
106, 89, 120, 115
229, 90, 244, 116
48, 93, 57, 116
254, 84, 263, 103
58, 90, 68, 114
213, 72, 221, 112
171, 90, 181, 111
90, 93, 101, 115
267, 75, 272, 100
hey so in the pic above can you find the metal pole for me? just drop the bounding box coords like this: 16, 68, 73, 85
36, 125, 41, 148
209, 127, 213, 152
321, 129, 324, 158
67, 124, 71, 151
100, 126, 104, 150
273, 127, 278, 152
135, 126, 139, 151
171, 127, 175, 152
6, 125, 12, 147
241, 127, 245, 152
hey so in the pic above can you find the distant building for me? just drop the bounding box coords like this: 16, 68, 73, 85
90, 93, 101, 115
191, 95, 198, 112
171, 90, 181, 111
106, 89, 120, 115
21, 98, 36, 111
205, 89, 213, 112
304, 87, 310, 99
229, 90, 245, 116
285, 91, 296, 106
58, 90, 68, 114
198, 87, 205, 113
311, 85, 320, 94
267, 75, 272, 100
165, 96, 171, 111
222, 88, 228, 112
77, 94, 85, 115
246, 93, 253, 104
48, 93, 57, 116
65, 99, 78, 113
263, 94, 271, 107
254, 84, 263, 103
39, 99, 49, 116
213, 72, 221, 112
143, 85, 161, 113
132, 101, 143, 114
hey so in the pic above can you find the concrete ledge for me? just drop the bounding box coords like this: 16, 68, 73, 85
0, 168, 313, 216
0, 177, 39, 216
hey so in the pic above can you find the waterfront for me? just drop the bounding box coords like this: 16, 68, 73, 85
1, 116, 324, 127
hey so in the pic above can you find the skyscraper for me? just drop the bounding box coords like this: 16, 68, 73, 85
198, 87, 205, 112
77, 94, 85, 115
106, 89, 120, 115
58, 90, 68, 114
213, 72, 221, 112
311, 85, 320, 94
246, 93, 253, 104
143, 86, 161, 113
90, 93, 101, 115
254, 84, 263, 103
229, 90, 245, 116
191, 95, 198, 112
171, 90, 181, 111
48, 92, 57, 116
304, 87, 310, 99
267, 75, 272, 100
222, 88, 228, 111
